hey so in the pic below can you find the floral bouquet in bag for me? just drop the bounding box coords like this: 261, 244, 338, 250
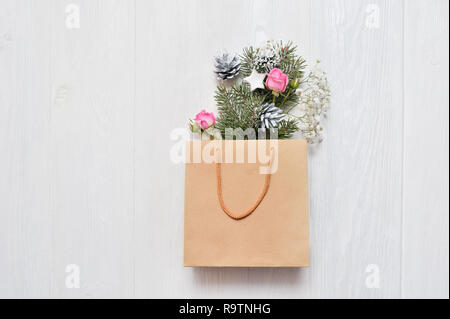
189, 40, 331, 143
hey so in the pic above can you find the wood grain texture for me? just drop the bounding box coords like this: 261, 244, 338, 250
48, 0, 135, 297
0, 0, 52, 298
402, 0, 449, 299
0, 0, 448, 298
310, 0, 404, 298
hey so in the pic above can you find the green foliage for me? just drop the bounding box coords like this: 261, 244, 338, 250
214, 41, 309, 140
215, 82, 264, 138
277, 118, 299, 139
276, 41, 307, 80
240, 46, 257, 78
276, 88, 299, 112
240, 40, 306, 81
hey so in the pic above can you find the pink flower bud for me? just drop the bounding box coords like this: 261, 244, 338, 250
265, 68, 289, 93
193, 110, 215, 130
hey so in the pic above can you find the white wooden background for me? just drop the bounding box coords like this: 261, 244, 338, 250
0, 0, 448, 299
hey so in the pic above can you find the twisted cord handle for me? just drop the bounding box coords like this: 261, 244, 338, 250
216, 148, 274, 220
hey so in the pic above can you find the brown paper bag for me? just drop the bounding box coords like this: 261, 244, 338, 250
184, 139, 309, 267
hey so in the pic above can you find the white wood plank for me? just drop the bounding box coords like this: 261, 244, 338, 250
0, 0, 52, 298
134, 0, 311, 298
309, 0, 404, 298
402, 0, 449, 299
48, 0, 135, 297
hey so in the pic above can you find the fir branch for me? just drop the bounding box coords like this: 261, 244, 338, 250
276, 41, 307, 80
215, 82, 264, 139
277, 118, 299, 139
279, 91, 299, 111
240, 46, 257, 77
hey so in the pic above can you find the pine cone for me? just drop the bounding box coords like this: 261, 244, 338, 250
254, 48, 280, 73
259, 103, 285, 130
214, 53, 241, 80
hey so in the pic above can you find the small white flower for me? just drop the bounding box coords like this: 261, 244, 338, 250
292, 62, 330, 143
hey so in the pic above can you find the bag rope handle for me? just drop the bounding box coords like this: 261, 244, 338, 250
216, 147, 274, 220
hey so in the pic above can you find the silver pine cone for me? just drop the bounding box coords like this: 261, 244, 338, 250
259, 103, 285, 130
214, 53, 241, 80
254, 48, 280, 73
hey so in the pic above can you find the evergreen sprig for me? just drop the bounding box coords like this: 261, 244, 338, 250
215, 82, 264, 138
240, 41, 306, 81
276, 41, 306, 80
240, 46, 257, 78
277, 118, 299, 139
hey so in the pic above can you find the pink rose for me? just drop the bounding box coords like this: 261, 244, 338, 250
265, 68, 289, 92
194, 110, 215, 130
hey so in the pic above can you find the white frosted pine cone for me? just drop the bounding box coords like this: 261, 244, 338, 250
214, 53, 241, 80
259, 103, 285, 130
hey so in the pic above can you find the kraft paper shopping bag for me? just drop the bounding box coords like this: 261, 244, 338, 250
184, 139, 309, 267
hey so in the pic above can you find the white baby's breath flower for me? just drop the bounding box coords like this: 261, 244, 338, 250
292, 62, 331, 144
